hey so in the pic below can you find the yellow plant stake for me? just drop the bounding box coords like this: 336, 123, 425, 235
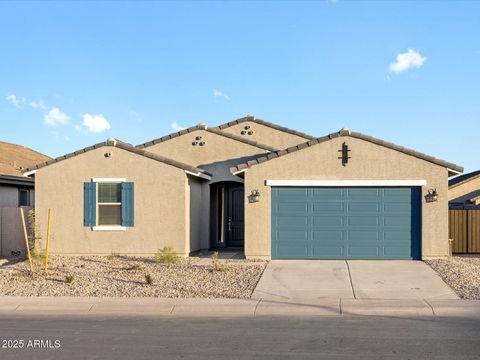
20, 207, 33, 272
45, 209, 52, 273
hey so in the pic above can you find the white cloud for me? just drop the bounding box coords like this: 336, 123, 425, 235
82, 113, 111, 133
6, 94, 26, 108
389, 49, 427, 73
170, 122, 186, 131
213, 89, 230, 101
28, 100, 48, 110
327, 0, 338, 3
44, 107, 70, 126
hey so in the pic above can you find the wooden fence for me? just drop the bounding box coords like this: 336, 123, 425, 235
449, 210, 480, 253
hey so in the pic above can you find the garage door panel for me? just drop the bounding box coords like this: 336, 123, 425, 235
312, 245, 344, 258
348, 230, 379, 241
348, 202, 380, 212
347, 246, 380, 257
275, 230, 308, 241
313, 188, 344, 198
383, 245, 412, 259
277, 202, 308, 213
273, 244, 309, 258
312, 202, 344, 212
312, 230, 344, 241
384, 202, 411, 213
384, 230, 411, 241
271, 186, 421, 260
347, 188, 380, 199
275, 216, 308, 226
384, 216, 411, 226
348, 216, 380, 226
313, 216, 344, 226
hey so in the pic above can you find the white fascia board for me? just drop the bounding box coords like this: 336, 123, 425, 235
447, 168, 462, 175
23, 170, 37, 177
92, 178, 127, 183
232, 169, 247, 176
265, 180, 427, 187
184, 170, 211, 180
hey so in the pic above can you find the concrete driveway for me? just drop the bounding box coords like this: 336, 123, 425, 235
252, 260, 459, 301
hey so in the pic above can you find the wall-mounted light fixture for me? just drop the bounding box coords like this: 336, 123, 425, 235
425, 188, 438, 203
248, 189, 260, 203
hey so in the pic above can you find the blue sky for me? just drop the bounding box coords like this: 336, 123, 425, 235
0, 1, 478, 172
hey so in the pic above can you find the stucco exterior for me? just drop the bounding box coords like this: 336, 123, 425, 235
243, 136, 449, 259
34, 145, 200, 256
448, 176, 480, 201
142, 128, 272, 168
220, 120, 312, 150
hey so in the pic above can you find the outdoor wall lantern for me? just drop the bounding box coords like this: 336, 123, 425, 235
248, 190, 260, 203
425, 188, 438, 203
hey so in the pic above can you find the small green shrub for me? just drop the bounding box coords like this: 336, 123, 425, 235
30, 248, 46, 263
211, 251, 228, 272
65, 275, 75, 284
145, 274, 153, 285
155, 246, 179, 264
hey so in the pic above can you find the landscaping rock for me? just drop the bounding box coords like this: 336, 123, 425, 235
0, 256, 266, 298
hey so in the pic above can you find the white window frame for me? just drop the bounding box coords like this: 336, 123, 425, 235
92, 178, 127, 231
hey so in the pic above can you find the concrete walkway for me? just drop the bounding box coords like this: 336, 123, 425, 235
252, 260, 459, 301
0, 296, 479, 318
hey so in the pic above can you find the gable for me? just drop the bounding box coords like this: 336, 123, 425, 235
216, 116, 315, 149
231, 130, 463, 176
139, 128, 273, 168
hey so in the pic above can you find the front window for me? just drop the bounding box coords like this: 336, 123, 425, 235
97, 183, 122, 225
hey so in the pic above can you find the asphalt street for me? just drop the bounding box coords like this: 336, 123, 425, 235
0, 315, 479, 360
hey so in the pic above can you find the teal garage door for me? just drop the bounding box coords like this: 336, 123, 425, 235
271, 187, 421, 260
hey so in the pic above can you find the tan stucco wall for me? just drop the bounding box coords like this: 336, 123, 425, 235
143, 129, 270, 168
220, 121, 312, 149
243, 136, 449, 259
34, 146, 192, 256
448, 177, 480, 200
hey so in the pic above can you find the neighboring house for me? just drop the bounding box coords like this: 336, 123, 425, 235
0, 141, 50, 258
0, 141, 50, 207
25, 115, 463, 260
448, 170, 480, 210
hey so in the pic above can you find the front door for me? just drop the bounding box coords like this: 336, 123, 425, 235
225, 186, 245, 247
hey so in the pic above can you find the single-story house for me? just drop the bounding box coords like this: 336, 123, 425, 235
24, 116, 463, 260
0, 140, 51, 208
448, 170, 480, 210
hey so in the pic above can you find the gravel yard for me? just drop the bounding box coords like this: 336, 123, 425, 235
0, 255, 266, 298
426, 256, 480, 300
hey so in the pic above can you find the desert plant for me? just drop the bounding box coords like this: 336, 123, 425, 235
155, 246, 179, 264
65, 275, 75, 284
211, 251, 228, 272
145, 274, 153, 285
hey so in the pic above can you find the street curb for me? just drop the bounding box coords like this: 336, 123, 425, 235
0, 297, 479, 318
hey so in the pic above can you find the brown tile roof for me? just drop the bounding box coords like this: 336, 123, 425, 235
136, 123, 278, 152
215, 115, 316, 140
230, 129, 464, 175
0, 141, 51, 176
449, 170, 480, 189
23, 139, 212, 179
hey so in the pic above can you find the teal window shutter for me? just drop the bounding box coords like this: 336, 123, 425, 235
121, 182, 134, 227
84, 182, 97, 227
